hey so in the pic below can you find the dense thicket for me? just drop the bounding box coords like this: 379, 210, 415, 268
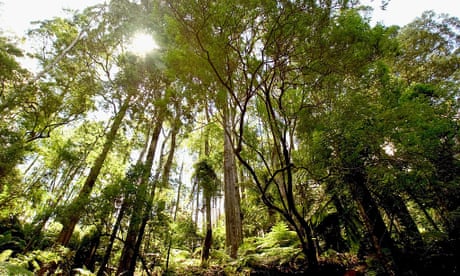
0, 1, 459, 275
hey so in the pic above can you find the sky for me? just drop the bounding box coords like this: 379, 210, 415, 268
1, 0, 459, 37
367, 0, 460, 26
0, 0, 106, 36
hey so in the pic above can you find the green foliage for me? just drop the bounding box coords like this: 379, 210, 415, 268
0, 232, 25, 254
209, 248, 232, 264
0, 246, 72, 275
240, 188, 274, 237
261, 222, 300, 248
0, 216, 26, 253
0, 255, 34, 276
238, 221, 302, 270
192, 160, 221, 199
171, 216, 201, 251
394, 11, 460, 85
211, 223, 226, 250
0, 0, 459, 274
0, 33, 31, 214
0, 36, 24, 74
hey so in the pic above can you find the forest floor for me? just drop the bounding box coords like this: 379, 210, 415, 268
166, 254, 364, 276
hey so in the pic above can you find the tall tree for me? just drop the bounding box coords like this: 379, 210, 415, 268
222, 99, 243, 258
55, 52, 145, 245
50, 0, 162, 246
388, 11, 460, 258
116, 56, 170, 275
193, 160, 220, 265
0, 33, 31, 211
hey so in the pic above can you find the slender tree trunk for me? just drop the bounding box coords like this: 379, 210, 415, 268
97, 130, 151, 276
281, 129, 318, 267
379, 193, 424, 250
223, 104, 242, 258
347, 171, 399, 275
295, 215, 318, 267
202, 104, 214, 263
408, 190, 441, 232
80, 229, 101, 271
161, 122, 179, 186
194, 185, 200, 228
129, 209, 151, 274
130, 120, 178, 274
331, 195, 362, 247
201, 196, 212, 265
25, 161, 85, 251
116, 120, 162, 275
56, 95, 132, 246
166, 163, 183, 271
97, 199, 127, 276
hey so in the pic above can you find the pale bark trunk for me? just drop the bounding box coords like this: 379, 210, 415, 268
161, 123, 178, 186
223, 104, 242, 258
194, 185, 200, 228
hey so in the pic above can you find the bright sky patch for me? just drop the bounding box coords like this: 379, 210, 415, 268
128, 32, 159, 55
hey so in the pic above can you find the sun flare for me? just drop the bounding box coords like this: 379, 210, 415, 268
129, 32, 159, 55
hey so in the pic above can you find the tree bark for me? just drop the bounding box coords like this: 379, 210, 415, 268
223, 104, 242, 258
116, 119, 162, 275
130, 119, 178, 274
379, 192, 424, 251
201, 196, 212, 265
166, 163, 184, 271
97, 199, 127, 276
56, 95, 132, 246
347, 171, 399, 276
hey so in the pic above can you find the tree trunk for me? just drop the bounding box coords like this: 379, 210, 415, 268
379, 193, 424, 250
130, 120, 178, 274
223, 104, 242, 258
347, 171, 399, 275
194, 184, 200, 228
161, 121, 179, 187
74, 228, 101, 271
97, 199, 127, 276
202, 104, 214, 262
166, 163, 184, 271
25, 160, 85, 252
97, 130, 152, 276
407, 190, 441, 232
56, 95, 132, 246
201, 195, 212, 265
116, 120, 162, 275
